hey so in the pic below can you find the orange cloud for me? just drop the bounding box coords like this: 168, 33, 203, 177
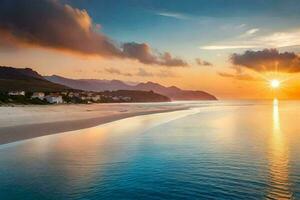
123, 43, 188, 67
0, 0, 122, 57
0, 0, 187, 67
231, 49, 300, 73
195, 58, 213, 66
217, 72, 258, 81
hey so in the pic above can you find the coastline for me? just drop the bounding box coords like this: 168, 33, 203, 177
0, 103, 189, 145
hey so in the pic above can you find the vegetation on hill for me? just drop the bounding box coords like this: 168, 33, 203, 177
0, 92, 48, 105
101, 90, 171, 102
0, 66, 69, 92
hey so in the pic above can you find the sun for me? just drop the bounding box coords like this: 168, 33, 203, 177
270, 79, 280, 89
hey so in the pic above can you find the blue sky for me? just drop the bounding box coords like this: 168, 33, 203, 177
62, 0, 300, 61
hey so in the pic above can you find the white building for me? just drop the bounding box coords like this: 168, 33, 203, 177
87, 92, 94, 97
45, 95, 63, 104
121, 96, 131, 101
74, 93, 80, 97
31, 92, 45, 100
8, 91, 25, 96
112, 96, 120, 101
92, 95, 101, 102
80, 96, 87, 100
68, 92, 74, 97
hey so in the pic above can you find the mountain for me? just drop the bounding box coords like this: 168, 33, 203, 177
44, 75, 130, 91
101, 90, 170, 102
0, 66, 44, 80
0, 66, 69, 92
134, 82, 216, 100
45, 75, 217, 100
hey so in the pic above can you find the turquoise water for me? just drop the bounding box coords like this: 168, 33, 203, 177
0, 101, 300, 199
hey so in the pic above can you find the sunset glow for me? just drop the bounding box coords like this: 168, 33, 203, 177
270, 79, 280, 89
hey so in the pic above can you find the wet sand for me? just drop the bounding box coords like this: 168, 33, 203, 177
0, 103, 188, 145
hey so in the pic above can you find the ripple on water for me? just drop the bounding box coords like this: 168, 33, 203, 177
0, 101, 300, 199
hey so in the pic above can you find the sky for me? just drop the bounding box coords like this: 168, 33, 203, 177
1, 0, 300, 99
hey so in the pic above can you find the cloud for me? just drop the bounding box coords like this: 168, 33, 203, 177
217, 72, 257, 81
0, 30, 20, 51
123, 42, 188, 67
218, 64, 260, 81
237, 24, 246, 29
156, 12, 188, 20
243, 28, 259, 36
135, 68, 177, 77
136, 68, 154, 77
195, 58, 213, 66
0, 0, 187, 67
200, 45, 258, 50
200, 28, 300, 50
237, 28, 260, 39
156, 69, 177, 78
105, 67, 132, 76
231, 49, 300, 73
0, 0, 122, 57
258, 29, 300, 48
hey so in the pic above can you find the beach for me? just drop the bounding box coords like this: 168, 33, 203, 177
0, 102, 189, 144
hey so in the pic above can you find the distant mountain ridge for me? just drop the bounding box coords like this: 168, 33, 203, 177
45, 75, 217, 100
44, 75, 130, 91
0, 66, 69, 92
134, 81, 216, 100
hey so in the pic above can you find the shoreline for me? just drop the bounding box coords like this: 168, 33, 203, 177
0, 105, 188, 145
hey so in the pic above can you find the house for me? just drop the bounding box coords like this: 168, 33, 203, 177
8, 91, 25, 96
68, 92, 74, 97
74, 93, 80, 97
31, 92, 45, 100
121, 96, 131, 101
92, 95, 101, 102
87, 92, 94, 97
45, 94, 63, 104
80, 96, 87, 100
112, 96, 120, 101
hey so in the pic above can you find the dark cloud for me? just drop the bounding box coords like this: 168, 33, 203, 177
160, 52, 188, 67
231, 49, 300, 73
0, 0, 122, 57
195, 58, 213, 66
0, 31, 19, 52
0, 0, 188, 67
123, 42, 188, 67
105, 67, 132, 76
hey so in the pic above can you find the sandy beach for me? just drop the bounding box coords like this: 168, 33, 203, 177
0, 102, 189, 145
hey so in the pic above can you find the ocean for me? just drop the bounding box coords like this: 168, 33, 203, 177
0, 101, 299, 199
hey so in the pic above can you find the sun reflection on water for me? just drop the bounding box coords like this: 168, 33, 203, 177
273, 99, 280, 132
266, 99, 293, 199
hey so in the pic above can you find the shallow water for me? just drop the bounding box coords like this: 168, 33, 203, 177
0, 101, 300, 199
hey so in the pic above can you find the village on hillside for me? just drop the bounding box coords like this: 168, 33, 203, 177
0, 89, 170, 105
0, 90, 133, 105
